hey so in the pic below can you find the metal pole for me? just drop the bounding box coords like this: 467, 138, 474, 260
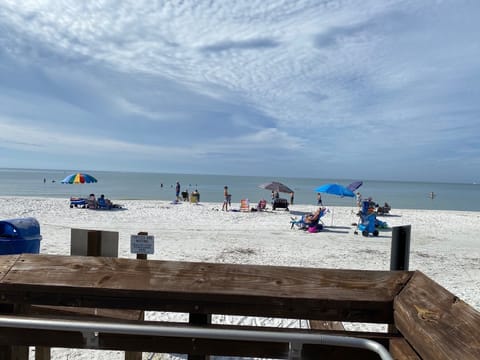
390, 225, 411, 271
0, 315, 393, 360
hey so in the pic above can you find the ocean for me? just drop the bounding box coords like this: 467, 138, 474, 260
0, 168, 479, 211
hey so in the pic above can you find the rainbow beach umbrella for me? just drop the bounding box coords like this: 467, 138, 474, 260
61, 172, 98, 184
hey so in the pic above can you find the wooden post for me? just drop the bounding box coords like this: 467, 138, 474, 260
0, 345, 29, 360
124, 350, 142, 360
125, 232, 148, 360
136, 232, 149, 260
87, 230, 102, 257
0, 304, 30, 360
35, 346, 51, 360
188, 313, 212, 360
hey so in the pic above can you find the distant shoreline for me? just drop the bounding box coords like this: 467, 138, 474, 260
1, 195, 480, 214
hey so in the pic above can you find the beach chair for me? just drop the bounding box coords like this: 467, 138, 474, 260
257, 199, 267, 211
272, 198, 289, 211
87, 194, 97, 209
96, 195, 115, 210
190, 190, 200, 203
97, 198, 108, 209
290, 208, 327, 231
69, 197, 87, 208
376, 202, 391, 215
240, 199, 250, 212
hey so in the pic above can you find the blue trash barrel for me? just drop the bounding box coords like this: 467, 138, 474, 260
0, 217, 42, 255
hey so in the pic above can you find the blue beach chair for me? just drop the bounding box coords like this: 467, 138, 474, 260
290, 207, 328, 231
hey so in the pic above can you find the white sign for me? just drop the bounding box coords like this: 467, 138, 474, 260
130, 234, 155, 254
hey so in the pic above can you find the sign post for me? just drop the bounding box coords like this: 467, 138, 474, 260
130, 231, 154, 260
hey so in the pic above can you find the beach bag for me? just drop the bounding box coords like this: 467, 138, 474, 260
308, 224, 323, 233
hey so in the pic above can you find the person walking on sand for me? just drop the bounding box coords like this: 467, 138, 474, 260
175, 182, 181, 201
222, 186, 230, 211
356, 191, 362, 207
317, 193, 323, 206
290, 191, 294, 205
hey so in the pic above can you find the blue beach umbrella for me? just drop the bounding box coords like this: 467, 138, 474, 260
314, 183, 355, 197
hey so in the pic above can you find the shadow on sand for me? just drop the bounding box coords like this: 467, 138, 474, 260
321, 226, 353, 234
289, 210, 310, 216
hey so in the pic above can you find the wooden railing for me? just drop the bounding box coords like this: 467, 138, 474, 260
0, 254, 479, 359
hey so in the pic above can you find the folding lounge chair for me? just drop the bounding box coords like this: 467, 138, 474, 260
290, 208, 327, 230
257, 199, 267, 211
97, 197, 111, 210
240, 199, 250, 212
69, 197, 87, 208
87, 194, 97, 209
376, 202, 391, 215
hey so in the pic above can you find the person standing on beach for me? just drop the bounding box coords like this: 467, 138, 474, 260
290, 192, 294, 205
356, 192, 362, 207
317, 193, 323, 205
222, 186, 230, 211
175, 182, 181, 201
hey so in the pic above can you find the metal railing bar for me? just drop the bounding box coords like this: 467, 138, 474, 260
0, 315, 392, 360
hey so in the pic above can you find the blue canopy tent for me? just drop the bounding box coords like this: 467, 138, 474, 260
314, 184, 355, 226
315, 184, 355, 198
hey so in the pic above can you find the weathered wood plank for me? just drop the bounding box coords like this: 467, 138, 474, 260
309, 320, 345, 331
389, 338, 421, 360
34, 346, 51, 360
394, 271, 480, 360
30, 305, 143, 321
0, 254, 412, 323
0, 254, 20, 281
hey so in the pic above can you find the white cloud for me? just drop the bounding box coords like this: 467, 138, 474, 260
0, 0, 479, 181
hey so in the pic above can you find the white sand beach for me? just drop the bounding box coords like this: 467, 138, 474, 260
1, 197, 479, 359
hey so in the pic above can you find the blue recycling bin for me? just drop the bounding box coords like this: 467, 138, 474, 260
0, 217, 42, 255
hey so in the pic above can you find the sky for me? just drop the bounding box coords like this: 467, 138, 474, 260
0, 0, 479, 183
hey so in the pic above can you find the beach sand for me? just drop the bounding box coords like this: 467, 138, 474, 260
1, 197, 479, 359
